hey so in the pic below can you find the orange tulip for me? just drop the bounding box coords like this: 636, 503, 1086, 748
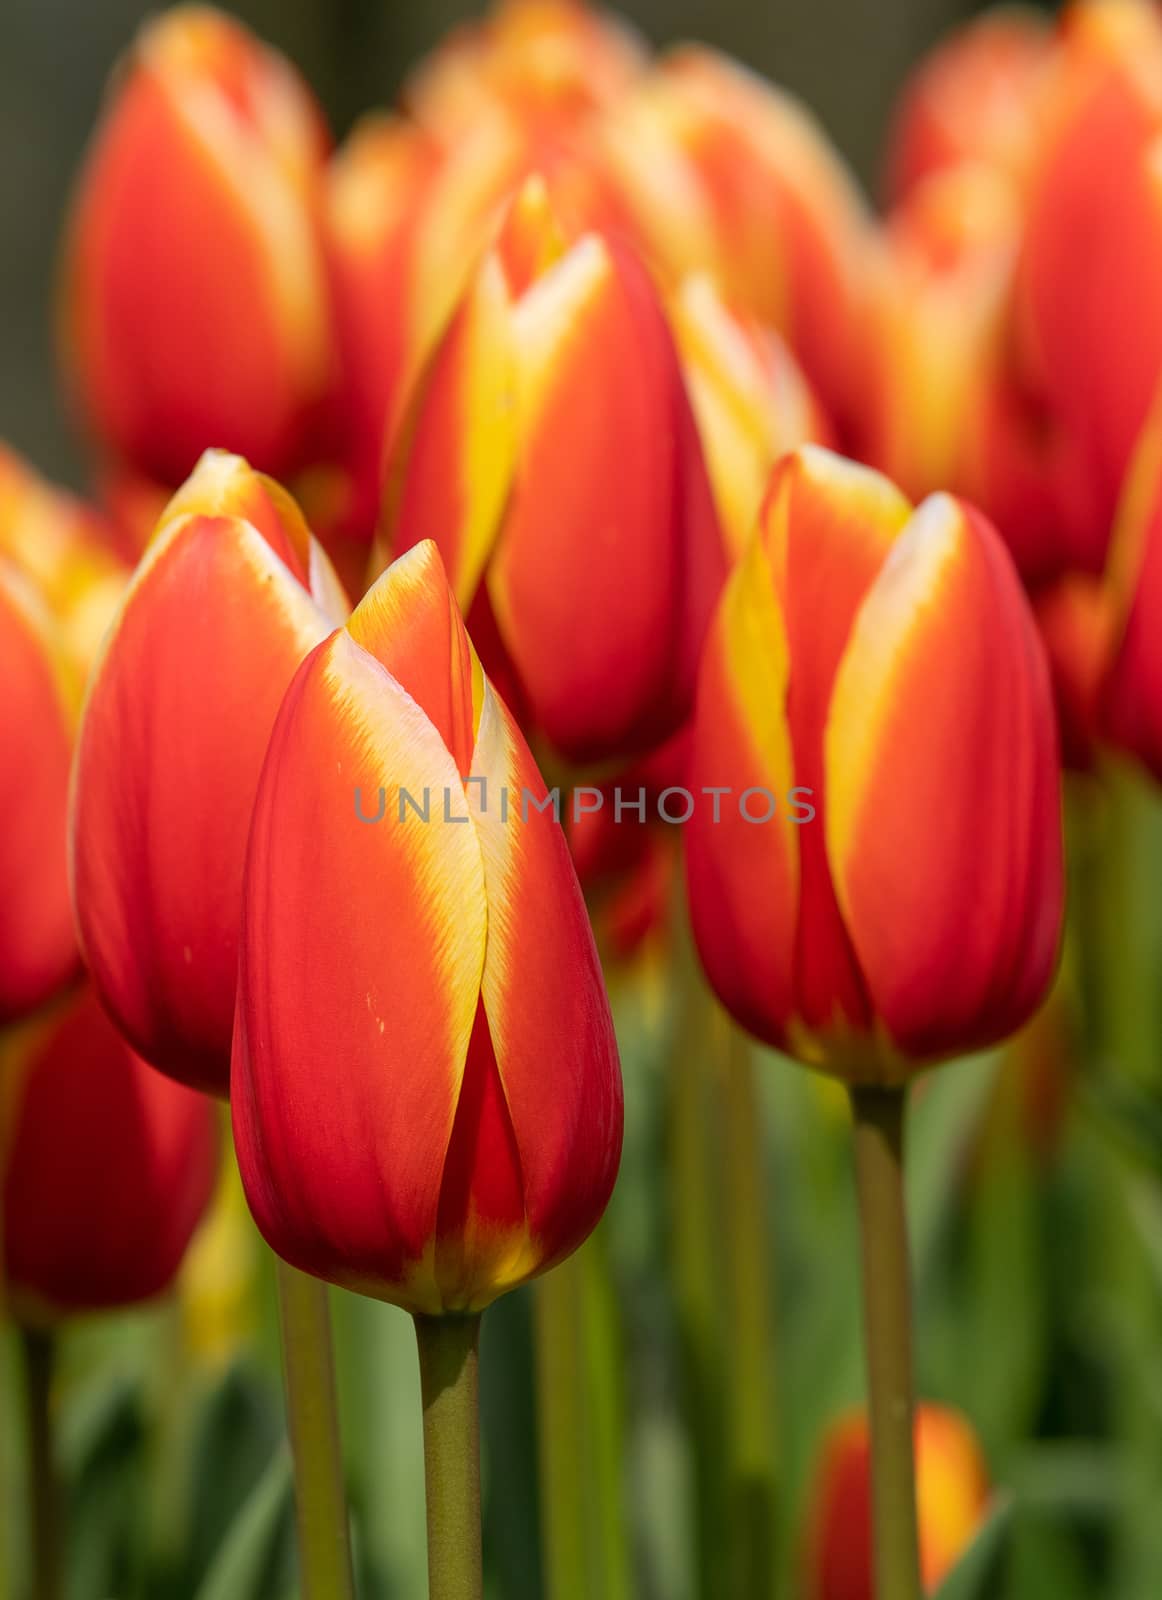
0, 566, 78, 1022
597, 46, 868, 430
231, 540, 622, 1314
1017, 0, 1162, 565
884, 8, 1054, 201
804, 1403, 990, 1599
1100, 395, 1162, 779
670, 273, 831, 561
59, 6, 333, 489
2, 986, 218, 1322
381, 179, 725, 765
70, 452, 347, 1094
684, 446, 1064, 1077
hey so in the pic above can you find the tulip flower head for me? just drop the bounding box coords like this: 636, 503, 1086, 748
685, 446, 1064, 1080
2, 986, 218, 1322
0, 566, 79, 1022
232, 540, 623, 1314
805, 1403, 990, 1599
60, 5, 333, 488
382, 178, 726, 766
70, 451, 347, 1094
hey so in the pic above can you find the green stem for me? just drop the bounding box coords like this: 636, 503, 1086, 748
414, 1314, 484, 1600
274, 1260, 355, 1600
849, 1085, 921, 1600
721, 1026, 778, 1599
22, 1328, 60, 1600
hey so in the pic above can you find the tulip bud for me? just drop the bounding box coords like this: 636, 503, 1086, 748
1017, 0, 1162, 562
1100, 394, 1162, 779
804, 1403, 990, 1599
0, 567, 78, 1022
884, 10, 1054, 201
231, 540, 623, 1314
670, 274, 831, 561
382, 179, 726, 765
70, 452, 346, 1094
59, 5, 333, 488
684, 446, 1064, 1077
0, 443, 128, 680
597, 46, 868, 429
2, 986, 219, 1322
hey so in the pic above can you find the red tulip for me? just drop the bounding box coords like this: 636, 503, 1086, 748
232, 540, 622, 1314
1101, 395, 1162, 779
884, 9, 1054, 201
59, 5, 333, 488
805, 1403, 990, 1599
381, 179, 725, 765
684, 446, 1064, 1076
3, 985, 218, 1321
0, 566, 78, 1022
70, 451, 346, 1094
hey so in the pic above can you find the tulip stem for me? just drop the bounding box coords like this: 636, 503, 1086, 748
274, 1260, 355, 1600
22, 1327, 60, 1600
849, 1084, 922, 1600
415, 1313, 484, 1600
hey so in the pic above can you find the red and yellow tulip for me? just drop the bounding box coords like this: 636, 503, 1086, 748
69, 451, 347, 1094
231, 540, 623, 1314
381, 179, 725, 766
2, 985, 219, 1322
804, 1403, 990, 1599
684, 446, 1064, 1077
59, 5, 333, 490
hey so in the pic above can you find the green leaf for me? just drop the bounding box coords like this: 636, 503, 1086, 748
193, 1447, 296, 1600
933, 1493, 1014, 1600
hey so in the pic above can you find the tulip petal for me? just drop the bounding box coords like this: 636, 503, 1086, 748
232, 629, 489, 1311
825, 495, 1063, 1067
70, 513, 333, 1092
466, 681, 622, 1288
0, 573, 78, 1021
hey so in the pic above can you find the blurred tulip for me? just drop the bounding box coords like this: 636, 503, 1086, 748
597, 46, 868, 430
0, 443, 127, 679
2, 985, 218, 1322
1100, 394, 1162, 779
1017, 0, 1162, 566
232, 540, 622, 1315
805, 1403, 990, 1599
685, 446, 1064, 1077
59, 5, 333, 489
404, 0, 645, 146
1034, 574, 1113, 770
381, 179, 725, 766
884, 8, 1054, 201
179, 1151, 261, 1369
0, 566, 79, 1023
670, 273, 831, 561
70, 451, 346, 1094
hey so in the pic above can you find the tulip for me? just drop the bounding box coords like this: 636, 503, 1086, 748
59, 6, 333, 489
1034, 574, 1113, 770
232, 537, 623, 1314
2, 985, 218, 1321
596, 46, 868, 430
381, 179, 725, 766
670, 273, 831, 561
0, 566, 78, 1022
70, 450, 346, 1094
1016, 0, 1162, 566
1100, 394, 1162, 780
685, 444, 1064, 1075
884, 9, 1054, 201
0, 444, 127, 678
804, 1403, 990, 1599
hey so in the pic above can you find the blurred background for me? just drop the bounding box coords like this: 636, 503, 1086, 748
0, 0, 1036, 489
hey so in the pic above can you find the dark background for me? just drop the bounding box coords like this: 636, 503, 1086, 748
1, 0, 1016, 489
